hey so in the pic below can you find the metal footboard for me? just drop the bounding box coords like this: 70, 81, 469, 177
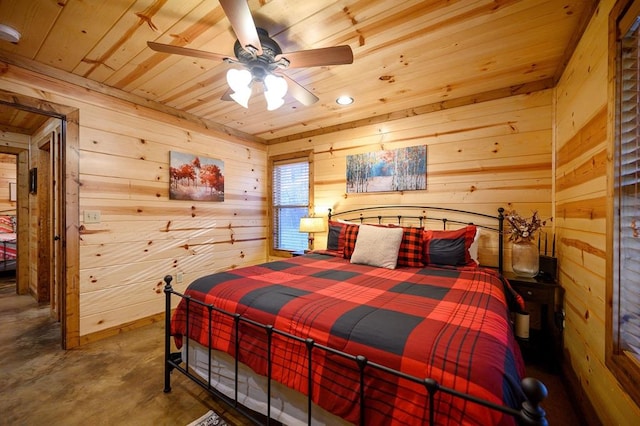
162, 275, 548, 426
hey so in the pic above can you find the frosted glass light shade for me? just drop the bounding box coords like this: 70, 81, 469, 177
227, 68, 252, 91
226, 68, 252, 108
230, 89, 251, 108
264, 74, 288, 111
226, 69, 287, 110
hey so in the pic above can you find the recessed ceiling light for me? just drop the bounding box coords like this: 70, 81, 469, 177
0, 24, 21, 43
336, 95, 354, 105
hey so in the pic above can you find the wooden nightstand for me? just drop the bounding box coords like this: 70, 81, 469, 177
503, 271, 565, 373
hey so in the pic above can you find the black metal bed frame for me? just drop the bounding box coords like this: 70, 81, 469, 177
163, 206, 548, 425
0, 239, 16, 272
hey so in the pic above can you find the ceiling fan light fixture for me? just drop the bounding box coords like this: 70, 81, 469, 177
264, 74, 288, 111
227, 68, 252, 91
227, 68, 253, 108
147, 2, 353, 109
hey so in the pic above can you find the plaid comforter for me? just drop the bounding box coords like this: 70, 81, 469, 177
171, 253, 526, 425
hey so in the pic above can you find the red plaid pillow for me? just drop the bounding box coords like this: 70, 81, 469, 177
342, 223, 360, 259
422, 225, 477, 266
390, 226, 424, 267
325, 221, 348, 257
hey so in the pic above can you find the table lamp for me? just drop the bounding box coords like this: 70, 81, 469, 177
299, 217, 325, 250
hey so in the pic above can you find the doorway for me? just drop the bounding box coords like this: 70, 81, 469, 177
0, 88, 80, 349
0, 153, 18, 279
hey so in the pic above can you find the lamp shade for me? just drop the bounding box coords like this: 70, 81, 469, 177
299, 217, 325, 233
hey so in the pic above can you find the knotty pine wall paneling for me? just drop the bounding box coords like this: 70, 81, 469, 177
75, 110, 268, 338
0, 131, 29, 217
0, 130, 29, 152
0, 62, 268, 341
268, 90, 554, 270
0, 132, 29, 295
0, 153, 16, 213
554, 0, 640, 423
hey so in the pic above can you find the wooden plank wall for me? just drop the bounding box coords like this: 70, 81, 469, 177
268, 91, 554, 269
0, 131, 29, 152
0, 132, 28, 219
554, 0, 640, 423
0, 153, 16, 213
76, 115, 268, 337
0, 63, 268, 339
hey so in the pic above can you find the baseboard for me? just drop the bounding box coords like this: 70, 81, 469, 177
79, 312, 165, 346
562, 354, 603, 426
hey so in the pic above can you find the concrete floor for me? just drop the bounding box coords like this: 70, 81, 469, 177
0, 273, 581, 426
0, 275, 251, 426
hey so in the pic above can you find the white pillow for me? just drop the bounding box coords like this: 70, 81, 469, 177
469, 227, 481, 265
350, 225, 404, 269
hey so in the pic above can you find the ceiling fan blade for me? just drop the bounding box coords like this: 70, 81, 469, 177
278, 45, 353, 69
219, 0, 262, 55
147, 41, 231, 62
280, 74, 319, 106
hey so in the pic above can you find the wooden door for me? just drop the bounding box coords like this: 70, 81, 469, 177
36, 134, 52, 304
51, 130, 63, 320
36, 129, 62, 320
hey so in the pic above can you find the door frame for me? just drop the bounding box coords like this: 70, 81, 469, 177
0, 88, 80, 349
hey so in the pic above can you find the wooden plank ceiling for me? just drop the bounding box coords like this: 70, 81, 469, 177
0, 0, 597, 143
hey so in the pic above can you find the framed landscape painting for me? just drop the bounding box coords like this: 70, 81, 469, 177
346, 145, 426, 193
169, 151, 225, 201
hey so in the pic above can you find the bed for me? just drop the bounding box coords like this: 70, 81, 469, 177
163, 206, 548, 425
0, 213, 17, 272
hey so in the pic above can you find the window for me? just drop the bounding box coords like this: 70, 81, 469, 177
608, 0, 640, 402
270, 153, 312, 254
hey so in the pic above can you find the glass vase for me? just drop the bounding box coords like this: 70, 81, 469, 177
511, 240, 539, 277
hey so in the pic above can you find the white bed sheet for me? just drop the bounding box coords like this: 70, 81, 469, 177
0, 232, 16, 242
183, 340, 352, 426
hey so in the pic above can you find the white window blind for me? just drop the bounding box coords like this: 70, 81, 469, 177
616, 18, 640, 360
272, 159, 309, 251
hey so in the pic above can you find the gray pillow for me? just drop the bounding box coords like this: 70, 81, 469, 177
350, 225, 404, 269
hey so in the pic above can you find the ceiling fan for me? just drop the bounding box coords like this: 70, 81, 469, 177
147, 0, 354, 110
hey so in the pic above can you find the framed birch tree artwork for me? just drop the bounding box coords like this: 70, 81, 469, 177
346, 145, 426, 193
169, 151, 225, 201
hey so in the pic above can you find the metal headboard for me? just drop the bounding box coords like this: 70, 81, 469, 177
327, 205, 505, 273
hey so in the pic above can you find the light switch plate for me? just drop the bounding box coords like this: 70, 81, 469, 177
84, 210, 101, 223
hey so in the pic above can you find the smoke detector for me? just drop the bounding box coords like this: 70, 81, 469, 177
0, 24, 21, 43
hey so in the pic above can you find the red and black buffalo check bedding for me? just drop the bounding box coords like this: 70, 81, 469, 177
171, 253, 527, 425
